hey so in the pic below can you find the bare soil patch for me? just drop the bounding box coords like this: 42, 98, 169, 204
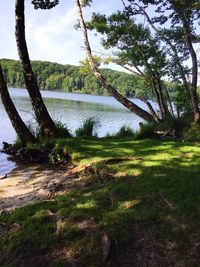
0, 163, 81, 211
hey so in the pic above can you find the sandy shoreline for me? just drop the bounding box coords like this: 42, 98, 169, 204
0, 163, 81, 211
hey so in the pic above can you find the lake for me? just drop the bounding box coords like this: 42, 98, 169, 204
0, 88, 145, 176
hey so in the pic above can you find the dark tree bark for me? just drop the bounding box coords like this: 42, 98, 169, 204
76, 0, 156, 123
0, 65, 36, 144
15, 0, 59, 137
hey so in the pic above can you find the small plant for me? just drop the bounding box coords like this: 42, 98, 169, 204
55, 120, 72, 138
135, 122, 157, 139
14, 135, 23, 147
113, 125, 135, 138
49, 143, 71, 163
75, 117, 99, 137
26, 120, 72, 140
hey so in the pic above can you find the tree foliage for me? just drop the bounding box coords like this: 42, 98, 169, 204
88, 0, 200, 121
1, 58, 153, 98
32, 0, 59, 9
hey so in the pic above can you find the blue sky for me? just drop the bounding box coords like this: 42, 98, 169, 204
0, 0, 199, 79
0, 0, 124, 68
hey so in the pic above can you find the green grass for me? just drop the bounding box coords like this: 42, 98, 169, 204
106, 125, 135, 138
75, 117, 99, 138
1, 138, 200, 266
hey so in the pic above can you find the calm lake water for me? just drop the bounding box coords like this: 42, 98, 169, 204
0, 88, 145, 176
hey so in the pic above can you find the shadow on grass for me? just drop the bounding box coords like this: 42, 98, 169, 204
1, 138, 200, 266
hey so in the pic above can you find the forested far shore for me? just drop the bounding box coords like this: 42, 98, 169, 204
0, 58, 152, 98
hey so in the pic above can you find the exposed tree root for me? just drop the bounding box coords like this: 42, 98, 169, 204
67, 156, 142, 176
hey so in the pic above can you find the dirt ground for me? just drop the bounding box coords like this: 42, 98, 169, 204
0, 163, 83, 211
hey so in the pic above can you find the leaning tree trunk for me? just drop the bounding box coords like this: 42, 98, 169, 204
0, 65, 36, 144
135, 43, 172, 120
15, 0, 59, 137
139, 7, 191, 97
182, 19, 200, 123
76, 0, 155, 123
149, 76, 168, 120
155, 76, 173, 119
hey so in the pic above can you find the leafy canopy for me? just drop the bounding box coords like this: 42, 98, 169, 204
32, 0, 59, 9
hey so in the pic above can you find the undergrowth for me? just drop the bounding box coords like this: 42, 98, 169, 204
75, 117, 99, 137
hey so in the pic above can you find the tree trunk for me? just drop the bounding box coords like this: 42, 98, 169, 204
161, 81, 175, 117
138, 7, 190, 96
15, 0, 59, 137
182, 19, 200, 122
148, 72, 171, 120
155, 77, 173, 119
76, 0, 155, 123
138, 97, 160, 123
0, 65, 36, 144
134, 43, 172, 120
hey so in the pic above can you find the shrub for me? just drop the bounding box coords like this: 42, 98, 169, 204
55, 121, 72, 138
183, 123, 200, 142
112, 125, 135, 138
75, 117, 99, 137
135, 122, 157, 139
49, 142, 71, 163
26, 120, 71, 140
157, 117, 188, 137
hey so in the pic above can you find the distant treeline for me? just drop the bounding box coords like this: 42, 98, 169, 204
0, 59, 151, 98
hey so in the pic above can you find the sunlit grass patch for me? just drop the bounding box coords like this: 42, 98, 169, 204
1, 138, 200, 266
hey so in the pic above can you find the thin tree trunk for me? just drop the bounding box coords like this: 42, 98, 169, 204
148, 74, 171, 120
137, 6, 190, 94
182, 19, 200, 122
15, 0, 59, 137
138, 96, 160, 123
116, 62, 161, 121
76, 0, 155, 123
134, 43, 172, 120
161, 81, 175, 117
0, 65, 36, 144
156, 77, 173, 119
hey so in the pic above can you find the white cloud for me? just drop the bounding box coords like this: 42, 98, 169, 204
25, 6, 80, 64
0, 0, 124, 69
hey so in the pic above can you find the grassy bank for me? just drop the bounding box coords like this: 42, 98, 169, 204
0, 138, 200, 266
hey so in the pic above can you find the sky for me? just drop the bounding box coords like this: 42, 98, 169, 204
0, 0, 125, 70
0, 0, 199, 79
